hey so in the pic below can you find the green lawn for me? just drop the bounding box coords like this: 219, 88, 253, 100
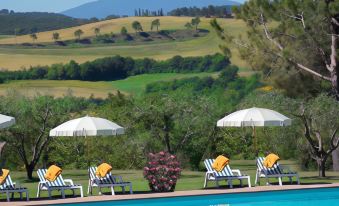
0, 35, 13, 40
3, 160, 339, 201
0, 73, 217, 98
111, 73, 216, 95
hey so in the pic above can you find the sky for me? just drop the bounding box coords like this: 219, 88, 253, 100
0, 0, 246, 13
0, 0, 95, 12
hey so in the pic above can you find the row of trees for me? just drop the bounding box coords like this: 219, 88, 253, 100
134, 8, 164, 17
28, 19, 162, 44
0, 53, 229, 82
168, 5, 233, 18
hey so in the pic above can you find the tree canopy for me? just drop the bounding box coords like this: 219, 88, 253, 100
212, 0, 339, 99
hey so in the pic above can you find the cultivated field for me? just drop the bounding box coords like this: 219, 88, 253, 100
0, 73, 215, 98
0, 17, 248, 70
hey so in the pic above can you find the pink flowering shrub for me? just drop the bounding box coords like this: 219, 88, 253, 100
143, 151, 181, 192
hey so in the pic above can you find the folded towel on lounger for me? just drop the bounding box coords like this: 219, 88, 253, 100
45, 165, 62, 182
96, 163, 112, 178
212, 155, 229, 172
264, 153, 280, 168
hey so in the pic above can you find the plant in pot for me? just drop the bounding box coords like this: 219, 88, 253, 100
143, 151, 181, 192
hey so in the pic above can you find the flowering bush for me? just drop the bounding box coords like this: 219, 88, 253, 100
143, 151, 181, 192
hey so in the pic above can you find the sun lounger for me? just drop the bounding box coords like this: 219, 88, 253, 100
88, 166, 132, 195
0, 174, 28, 202
255, 157, 300, 186
204, 159, 251, 188
37, 169, 83, 199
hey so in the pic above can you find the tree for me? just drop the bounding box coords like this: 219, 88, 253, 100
191, 17, 201, 31
240, 91, 339, 177
120, 26, 128, 35
184, 22, 193, 30
94, 28, 100, 37
151, 19, 160, 31
74, 29, 84, 40
52, 32, 60, 43
0, 94, 87, 179
296, 95, 339, 177
132, 21, 143, 34
211, 0, 339, 99
30, 33, 37, 44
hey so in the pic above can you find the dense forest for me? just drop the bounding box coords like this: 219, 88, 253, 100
0, 53, 229, 82
168, 5, 233, 18
0, 9, 93, 35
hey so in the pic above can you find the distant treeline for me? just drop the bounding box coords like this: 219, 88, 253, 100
168, 5, 233, 18
0, 10, 93, 35
134, 8, 164, 17
0, 53, 229, 82
146, 65, 243, 93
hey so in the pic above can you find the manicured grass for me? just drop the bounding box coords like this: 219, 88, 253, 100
3, 160, 339, 201
111, 73, 216, 95
0, 73, 217, 97
0, 17, 249, 70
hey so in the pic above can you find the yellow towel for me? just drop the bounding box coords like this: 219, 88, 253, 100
264, 154, 280, 168
212, 155, 230, 172
96, 163, 112, 178
45, 165, 62, 182
0, 169, 9, 185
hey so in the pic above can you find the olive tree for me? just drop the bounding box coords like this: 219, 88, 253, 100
0, 93, 87, 179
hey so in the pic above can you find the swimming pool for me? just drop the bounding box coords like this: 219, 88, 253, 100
57, 187, 339, 206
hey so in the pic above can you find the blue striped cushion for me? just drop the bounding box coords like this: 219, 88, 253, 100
89, 167, 116, 185
204, 159, 234, 177
37, 169, 66, 187
0, 175, 14, 190
257, 157, 283, 175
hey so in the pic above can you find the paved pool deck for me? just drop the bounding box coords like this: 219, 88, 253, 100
3, 183, 339, 206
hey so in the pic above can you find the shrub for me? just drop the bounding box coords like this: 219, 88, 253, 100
143, 151, 181, 192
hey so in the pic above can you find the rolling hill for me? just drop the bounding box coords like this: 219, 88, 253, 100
0, 17, 249, 70
62, 0, 241, 18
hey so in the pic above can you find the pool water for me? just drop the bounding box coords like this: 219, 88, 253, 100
59, 187, 339, 206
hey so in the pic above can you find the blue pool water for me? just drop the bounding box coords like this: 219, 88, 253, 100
58, 187, 339, 206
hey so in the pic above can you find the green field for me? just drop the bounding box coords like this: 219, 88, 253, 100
3, 160, 339, 201
0, 73, 216, 98
0, 35, 13, 40
0, 17, 248, 70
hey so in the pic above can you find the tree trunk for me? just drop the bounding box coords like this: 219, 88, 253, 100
26, 163, 35, 180
319, 160, 326, 177
332, 148, 339, 171
330, 68, 339, 100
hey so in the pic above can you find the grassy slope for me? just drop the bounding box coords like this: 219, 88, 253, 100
4, 160, 339, 201
0, 17, 248, 70
0, 73, 215, 98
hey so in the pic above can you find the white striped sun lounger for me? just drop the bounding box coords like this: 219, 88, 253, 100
0, 174, 29, 202
204, 159, 251, 188
88, 166, 132, 195
255, 157, 300, 186
37, 169, 83, 199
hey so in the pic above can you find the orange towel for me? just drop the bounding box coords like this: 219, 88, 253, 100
212, 155, 230, 172
96, 163, 112, 178
45, 165, 62, 182
0, 169, 9, 185
264, 154, 280, 168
